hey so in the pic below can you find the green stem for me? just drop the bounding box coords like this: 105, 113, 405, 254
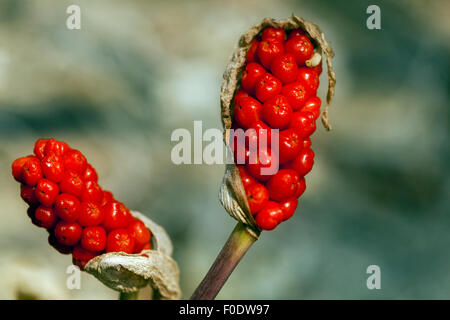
119, 291, 139, 300
190, 222, 258, 300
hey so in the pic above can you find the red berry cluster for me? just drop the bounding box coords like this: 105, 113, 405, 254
232, 28, 322, 231
11, 139, 152, 269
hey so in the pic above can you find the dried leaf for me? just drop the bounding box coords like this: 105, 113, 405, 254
85, 211, 181, 300
219, 15, 336, 236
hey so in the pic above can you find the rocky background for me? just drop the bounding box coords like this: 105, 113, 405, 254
0, 0, 449, 299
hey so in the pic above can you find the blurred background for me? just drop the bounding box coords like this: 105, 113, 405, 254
0, 0, 449, 299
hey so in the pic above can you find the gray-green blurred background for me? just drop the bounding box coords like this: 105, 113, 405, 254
0, 0, 449, 299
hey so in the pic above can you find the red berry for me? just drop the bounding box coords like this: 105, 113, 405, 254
300, 96, 321, 120
285, 34, 314, 66
302, 137, 312, 149
83, 163, 98, 182
234, 89, 250, 107
136, 242, 152, 253
33, 139, 48, 160
247, 120, 272, 150
294, 176, 306, 198
54, 221, 82, 246
63, 149, 87, 174
41, 154, 65, 182
81, 180, 103, 203
20, 184, 39, 206
289, 111, 316, 138
44, 139, 69, 157
237, 165, 257, 188
281, 81, 311, 111
21, 157, 42, 186
311, 61, 322, 75
297, 67, 320, 93
246, 40, 259, 63
280, 197, 298, 221
266, 169, 300, 201
233, 96, 262, 129
261, 27, 285, 42
35, 178, 59, 207
72, 245, 98, 270
59, 170, 85, 197
261, 94, 293, 129
48, 233, 73, 255
103, 201, 133, 231
246, 147, 279, 181
255, 201, 283, 230
101, 190, 114, 207
78, 201, 104, 227
12, 156, 32, 182
106, 229, 135, 254
81, 226, 107, 252
33, 206, 58, 229
278, 128, 303, 164
245, 183, 269, 214
127, 219, 151, 248
255, 73, 282, 102
288, 28, 305, 39
270, 54, 298, 84
54, 193, 81, 222
241, 63, 266, 93
285, 148, 315, 176
257, 39, 284, 69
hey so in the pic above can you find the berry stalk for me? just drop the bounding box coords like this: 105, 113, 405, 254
190, 222, 258, 300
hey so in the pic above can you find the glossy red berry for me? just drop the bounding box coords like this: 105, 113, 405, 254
35, 178, 59, 207
12, 156, 32, 182
33, 206, 58, 229
54, 193, 81, 222
294, 176, 306, 198
289, 111, 316, 138
41, 154, 65, 182
48, 233, 73, 255
101, 190, 114, 207
285, 148, 315, 176
255, 201, 283, 230
281, 81, 311, 111
78, 201, 104, 227
234, 89, 250, 107
261, 94, 293, 129
44, 139, 69, 157
54, 221, 82, 246
59, 170, 85, 197
297, 67, 320, 93
136, 242, 152, 253
288, 28, 305, 39
246, 40, 259, 63
237, 165, 257, 188
241, 62, 266, 93
20, 184, 39, 206
81, 226, 107, 252
257, 39, 284, 69
255, 73, 282, 102
280, 197, 298, 221
106, 229, 135, 254
233, 96, 262, 129
63, 149, 87, 174
270, 53, 298, 84
72, 245, 98, 270
247, 120, 272, 150
245, 182, 269, 214
246, 147, 279, 181
285, 34, 313, 66
33, 139, 48, 160
302, 137, 312, 149
103, 201, 133, 231
261, 27, 285, 42
83, 163, 98, 182
300, 96, 321, 120
21, 157, 42, 186
127, 219, 151, 248
278, 128, 303, 164
266, 169, 300, 201
81, 180, 103, 203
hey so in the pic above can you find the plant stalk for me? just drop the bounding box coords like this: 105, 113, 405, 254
119, 291, 139, 300
190, 222, 258, 300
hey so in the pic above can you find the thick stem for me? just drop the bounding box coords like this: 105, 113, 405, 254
119, 291, 139, 300
190, 222, 258, 300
